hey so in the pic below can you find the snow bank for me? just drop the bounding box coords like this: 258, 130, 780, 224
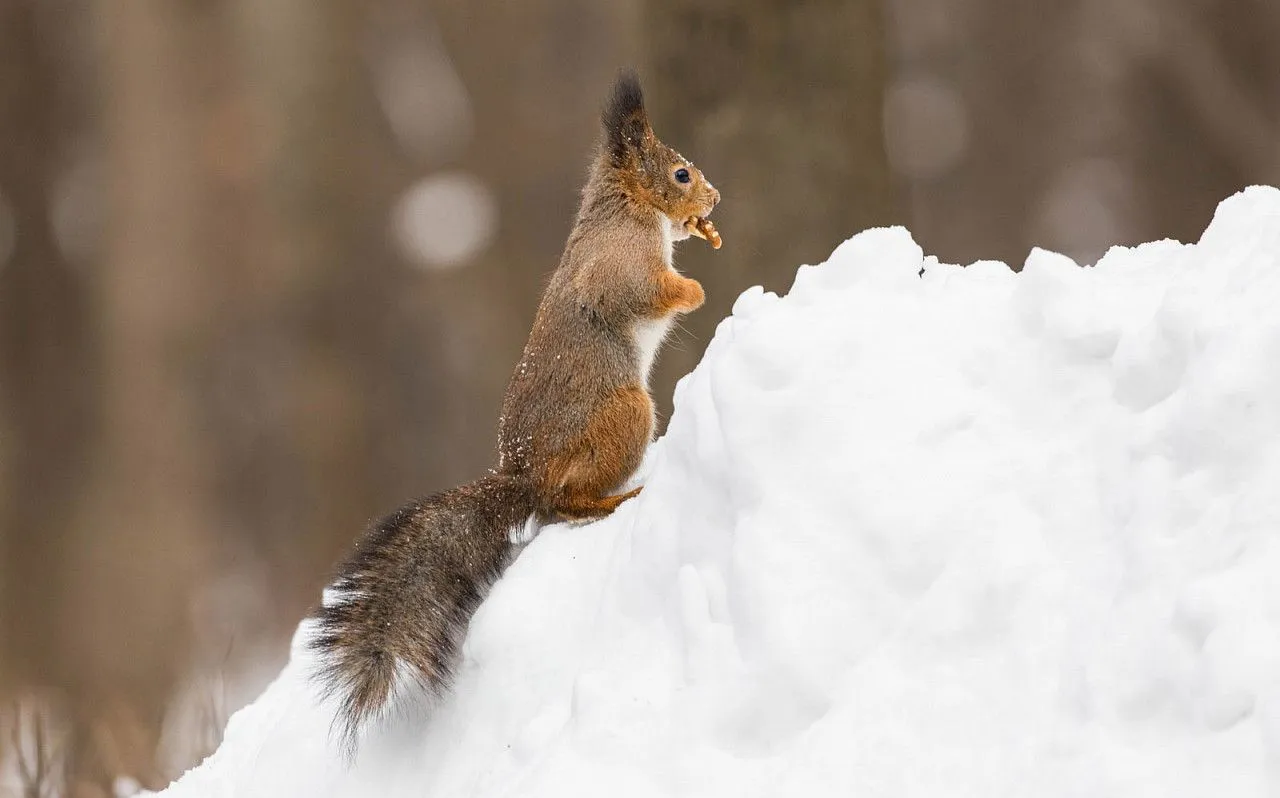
158, 187, 1280, 797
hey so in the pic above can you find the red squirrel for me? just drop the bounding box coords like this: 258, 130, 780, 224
312, 70, 720, 753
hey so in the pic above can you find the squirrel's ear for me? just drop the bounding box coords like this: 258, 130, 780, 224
603, 69, 651, 164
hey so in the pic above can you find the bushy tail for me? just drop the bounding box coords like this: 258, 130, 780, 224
310, 473, 537, 755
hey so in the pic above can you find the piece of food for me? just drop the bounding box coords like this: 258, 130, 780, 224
688, 216, 722, 249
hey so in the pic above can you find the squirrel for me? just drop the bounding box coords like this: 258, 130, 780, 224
311, 70, 720, 754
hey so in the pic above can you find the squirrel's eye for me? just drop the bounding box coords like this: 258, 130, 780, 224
674, 167, 691, 184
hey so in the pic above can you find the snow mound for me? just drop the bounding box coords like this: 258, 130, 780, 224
158, 187, 1280, 797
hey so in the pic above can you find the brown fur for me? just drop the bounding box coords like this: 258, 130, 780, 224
311, 69, 718, 755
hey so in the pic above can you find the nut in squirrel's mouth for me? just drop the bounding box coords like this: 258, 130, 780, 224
685, 216, 722, 250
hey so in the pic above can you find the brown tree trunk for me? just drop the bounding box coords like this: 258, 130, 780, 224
0, 0, 93, 699
645, 0, 901, 413
228, 0, 395, 615
55, 1, 215, 789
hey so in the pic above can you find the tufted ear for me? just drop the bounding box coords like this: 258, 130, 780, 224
602, 69, 651, 165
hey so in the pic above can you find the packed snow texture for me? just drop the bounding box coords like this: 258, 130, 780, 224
158, 187, 1280, 797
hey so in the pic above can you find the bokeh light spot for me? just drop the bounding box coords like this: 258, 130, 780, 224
392, 172, 498, 270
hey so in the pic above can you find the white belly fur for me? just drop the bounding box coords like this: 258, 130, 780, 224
633, 213, 681, 383
633, 315, 675, 384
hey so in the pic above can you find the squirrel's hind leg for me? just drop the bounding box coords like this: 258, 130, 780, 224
540, 386, 651, 521
556, 485, 642, 521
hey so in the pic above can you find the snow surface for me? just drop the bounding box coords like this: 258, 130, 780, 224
157, 187, 1280, 797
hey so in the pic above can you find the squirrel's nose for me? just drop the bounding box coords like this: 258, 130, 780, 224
709, 186, 721, 208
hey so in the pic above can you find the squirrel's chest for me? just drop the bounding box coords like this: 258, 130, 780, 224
629, 221, 679, 382
632, 315, 674, 385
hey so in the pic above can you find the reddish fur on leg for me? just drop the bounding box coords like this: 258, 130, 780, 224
556, 485, 642, 520
654, 270, 704, 315
540, 387, 652, 521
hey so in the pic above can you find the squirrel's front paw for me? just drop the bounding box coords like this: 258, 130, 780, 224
657, 271, 705, 314
685, 279, 706, 311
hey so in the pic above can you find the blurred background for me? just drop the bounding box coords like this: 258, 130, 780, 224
0, 0, 1276, 793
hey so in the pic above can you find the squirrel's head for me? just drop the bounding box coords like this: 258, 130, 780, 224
603, 71, 720, 242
